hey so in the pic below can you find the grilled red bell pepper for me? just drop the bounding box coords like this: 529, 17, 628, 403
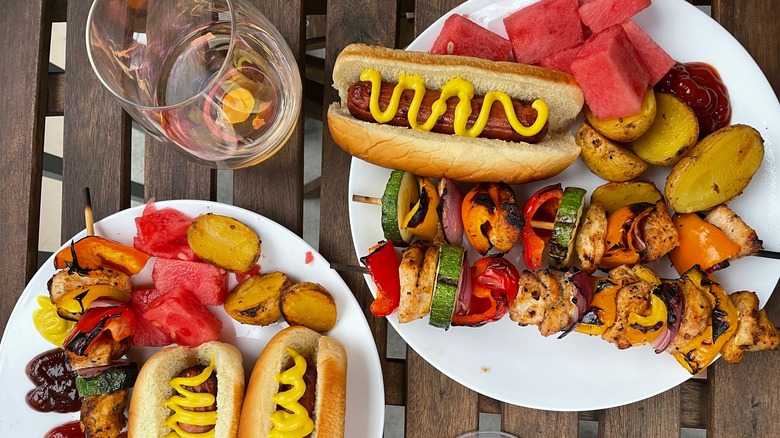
452, 257, 519, 326
360, 241, 401, 317
62, 304, 135, 357
521, 184, 563, 269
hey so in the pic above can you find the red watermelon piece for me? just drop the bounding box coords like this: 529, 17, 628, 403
570, 25, 649, 119
579, 0, 650, 34
235, 264, 261, 283
430, 14, 511, 61
143, 287, 222, 347
538, 44, 582, 75
130, 288, 172, 347
621, 20, 675, 85
503, 0, 584, 65
133, 200, 198, 261
152, 258, 228, 306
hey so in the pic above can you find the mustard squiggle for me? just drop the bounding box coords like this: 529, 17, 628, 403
164, 356, 217, 438
360, 68, 549, 138
269, 347, 314, 438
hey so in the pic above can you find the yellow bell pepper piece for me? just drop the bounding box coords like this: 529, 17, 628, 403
626, 294, 667, 346
401, 177, 440, 243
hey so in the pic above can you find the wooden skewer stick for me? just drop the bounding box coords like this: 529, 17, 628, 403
530, 219, 555, 231
353, 194, 556, 230
330, 262, 369, 275
84, 187, 95, 236
352, 194, 382, 205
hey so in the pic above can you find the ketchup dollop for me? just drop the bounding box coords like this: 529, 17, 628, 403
44, 421, 85, 438
25, 348, 81, 413
655, 62, 731, 138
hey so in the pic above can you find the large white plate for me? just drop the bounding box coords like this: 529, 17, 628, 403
0, 200, 385, 436
348, 0, 780, 411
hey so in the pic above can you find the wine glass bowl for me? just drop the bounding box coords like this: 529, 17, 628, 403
86, 0, 302, 169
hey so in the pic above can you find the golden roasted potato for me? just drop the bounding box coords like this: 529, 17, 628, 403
665, 124, 764, 213
590, 181, 663, 215
224, 272, 292, 325
585, 88, 656, 142
280, 282, 337, 333
575, 122, 648, 182
630, 92, 699, 166
187, 213, 261, 272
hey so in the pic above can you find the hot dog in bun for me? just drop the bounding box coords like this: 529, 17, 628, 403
128, 341, 244, 438
238, 326, 347, 438
328, 43, 585, 184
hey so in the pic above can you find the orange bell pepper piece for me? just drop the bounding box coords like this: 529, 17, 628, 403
54, 236, 151, 276
668, 213, 740, 275
462, 183, 523, 255
599, 203, 654, 269
576, 279, 619, 336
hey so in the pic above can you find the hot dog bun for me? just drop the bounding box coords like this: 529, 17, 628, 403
328, 43, 585, 184
128, 341, 244, 438
238, 326, 347, 438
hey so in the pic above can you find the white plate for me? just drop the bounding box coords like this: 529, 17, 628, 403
0, 200, 385, 436
348, 0, 780, 410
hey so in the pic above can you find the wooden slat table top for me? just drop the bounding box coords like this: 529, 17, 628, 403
1, 0, 778, 437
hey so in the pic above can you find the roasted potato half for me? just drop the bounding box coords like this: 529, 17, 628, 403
630, 92, 699, 166
187, 213, 261, 272
585, 88, 656, 142
224, 272, 292, 325
280, 282, 338, 333
666, 124, 764, 213
576, 122, 648, 182
590, 181, 664, 215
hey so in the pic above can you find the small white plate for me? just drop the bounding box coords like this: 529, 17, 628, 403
0, 200, 385, 437
348, 0, 780, 411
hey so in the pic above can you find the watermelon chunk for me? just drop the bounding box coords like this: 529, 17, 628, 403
133, 200, 198, 261
503, 0, 584, 65
235, 264, 261, 283
152, 258, 228, 306
430, 14, 511, 61
144, 287, 222, 347
621, 20, 675, 85
130, 288, 172, 347
570, 25, 649, 119
579, 0, 650, 34
538, 44, 582, 75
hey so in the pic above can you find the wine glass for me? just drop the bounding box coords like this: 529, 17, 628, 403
86, 0, 302, 169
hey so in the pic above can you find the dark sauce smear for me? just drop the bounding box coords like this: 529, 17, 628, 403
44, 421, 85, 438
655, 62, 732, 139
25, 348, 81, 413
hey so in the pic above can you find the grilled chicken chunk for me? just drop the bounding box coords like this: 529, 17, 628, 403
721, 291, 780, 363
640, 201, 679, 263
510, 271, 548, 326
397, 242, 437, 323
704, 204, 763, 258
48, 267, 132, 304
539, 272, 577, 337
601, 280, 651, 349
668, 276, 713, 353
575, 201, 607, 274
80, 389, 129, 438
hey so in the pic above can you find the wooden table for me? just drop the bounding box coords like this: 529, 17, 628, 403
1, 0, 779, 436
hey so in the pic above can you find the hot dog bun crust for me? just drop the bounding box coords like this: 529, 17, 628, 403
238, 326, 348, 438
328, 43, 585, 184
128, 341, 245, 438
